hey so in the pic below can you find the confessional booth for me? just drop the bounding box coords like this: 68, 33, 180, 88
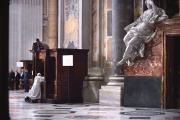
32, 49, 88, 103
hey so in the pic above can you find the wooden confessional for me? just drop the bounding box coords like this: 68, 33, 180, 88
32, 49, 88, 103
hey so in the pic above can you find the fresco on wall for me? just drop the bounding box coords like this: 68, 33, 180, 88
64, 0, 79, 48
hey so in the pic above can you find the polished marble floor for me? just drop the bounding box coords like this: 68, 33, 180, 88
9, 90, 180, 120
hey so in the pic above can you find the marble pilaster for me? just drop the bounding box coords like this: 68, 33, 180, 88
108, 0, 133, 83
112, 0, 134, 75
47, 0, 58, 48
99, 0, 133, 106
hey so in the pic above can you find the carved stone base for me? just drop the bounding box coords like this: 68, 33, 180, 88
99, 76, 124, 106
107, 75, 124, 86
83, 67, 104, 103
83, 77, 103, 103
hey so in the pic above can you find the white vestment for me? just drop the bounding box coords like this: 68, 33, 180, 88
26, 76, 44, 100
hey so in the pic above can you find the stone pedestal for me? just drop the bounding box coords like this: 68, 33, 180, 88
99, 76, 124, 106
107, 75, 124, 86
83, 77, 103, 103
83, 67, 104, 103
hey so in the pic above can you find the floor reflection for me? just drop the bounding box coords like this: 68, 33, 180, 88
9, 90, 180, 120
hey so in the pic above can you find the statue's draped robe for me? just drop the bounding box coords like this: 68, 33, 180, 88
120, 7, 168, 66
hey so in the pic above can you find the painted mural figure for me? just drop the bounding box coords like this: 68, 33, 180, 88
117, 0, 168, 66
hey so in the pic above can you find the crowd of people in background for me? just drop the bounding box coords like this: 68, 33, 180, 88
9, 68, 45, 103
8, 68, 30, 92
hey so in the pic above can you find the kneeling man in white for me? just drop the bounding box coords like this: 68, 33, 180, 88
25, 73, 44, 102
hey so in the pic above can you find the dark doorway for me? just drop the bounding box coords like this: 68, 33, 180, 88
166, 36, 180, 108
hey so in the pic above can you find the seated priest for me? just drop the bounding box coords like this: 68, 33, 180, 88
32, 38, 44, 52
25, 73, 44, 103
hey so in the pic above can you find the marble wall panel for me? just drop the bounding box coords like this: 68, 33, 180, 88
63, 0, 79, 48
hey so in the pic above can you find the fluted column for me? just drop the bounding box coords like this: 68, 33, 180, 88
47, 0, 58, 48
112, 0, 133, 75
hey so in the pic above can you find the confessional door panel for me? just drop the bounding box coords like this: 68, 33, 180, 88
174, 38, 180, 108
166, 36, 180, 108
45, 57, 56, 99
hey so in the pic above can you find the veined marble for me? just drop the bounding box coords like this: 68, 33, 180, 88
9, 90, 180, 120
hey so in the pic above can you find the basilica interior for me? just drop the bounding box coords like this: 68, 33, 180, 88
1, 0, 180, 119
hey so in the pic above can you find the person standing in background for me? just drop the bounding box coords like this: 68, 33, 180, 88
9, 70, 15, 90
21, 68, 30, 92
15, 69, 20, 90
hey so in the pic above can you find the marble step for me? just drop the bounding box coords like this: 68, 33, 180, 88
101, 85, 123, 90
99, 85, 124, 106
